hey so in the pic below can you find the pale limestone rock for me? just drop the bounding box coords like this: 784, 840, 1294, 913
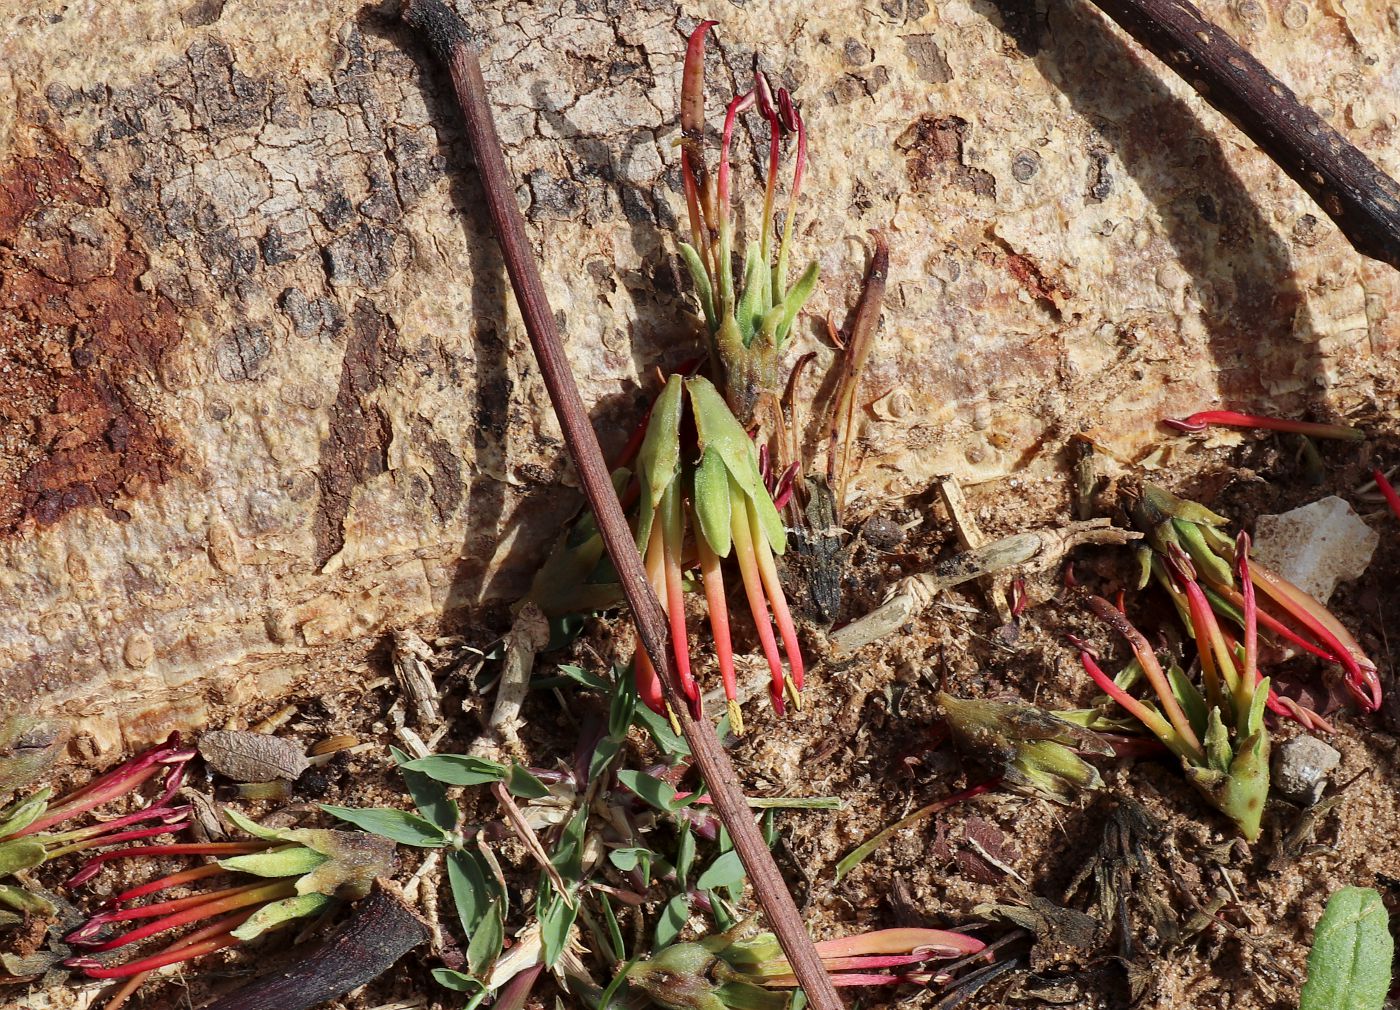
1252, 496, 1379, 602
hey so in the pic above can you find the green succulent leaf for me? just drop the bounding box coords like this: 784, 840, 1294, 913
0, 838, 48, 877
1168, 664, 1209, 740
692, 447, 734, 558
735, 244, 766, 345
771, 259, 819, 346
1301, 887, 1393, 1010
319, 805, 452, 848
230, 892, 331, 940
744, 477, 787, 556
636, 375, 686, 551
223, 806, 290, 842
679, 242, 717, 333
0, 789, 50, 839
218, 845, 328, 878
686, 377, 764, 501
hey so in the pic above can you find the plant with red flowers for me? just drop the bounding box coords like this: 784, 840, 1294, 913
61, 807, 395, 1010
1128, 483, 1379, 713
0, 734, 194, 921
1075, 535, 1272, 840
677, 21, 819, 423
631, 374, 803, 733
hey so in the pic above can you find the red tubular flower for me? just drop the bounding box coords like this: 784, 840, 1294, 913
1163, 410, 1364, 441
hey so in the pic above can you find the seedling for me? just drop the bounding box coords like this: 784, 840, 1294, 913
1076, 535, 1271, 840
1129, 483, 1380, 712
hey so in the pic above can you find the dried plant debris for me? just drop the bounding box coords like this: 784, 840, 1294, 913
198, 731, 310, 783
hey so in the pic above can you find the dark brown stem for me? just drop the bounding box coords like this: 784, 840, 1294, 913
397, 3, 844, 1009
1083, 0, 1400, 270
200, 883, 428, 1010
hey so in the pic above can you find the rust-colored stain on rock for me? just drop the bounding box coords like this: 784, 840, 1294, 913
0, 132, 183, 534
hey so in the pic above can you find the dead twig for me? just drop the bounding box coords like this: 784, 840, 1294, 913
828, 519, 1139, 656
1084, 0, 1400, 270
397, 4, 844, 1007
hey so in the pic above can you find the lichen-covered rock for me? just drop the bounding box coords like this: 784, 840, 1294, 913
1, 0, 1397, 747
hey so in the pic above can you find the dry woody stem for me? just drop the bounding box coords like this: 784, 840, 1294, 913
1083, 0, 1400, 270
397, 4, 845, 1009
200, 883, 428, 1010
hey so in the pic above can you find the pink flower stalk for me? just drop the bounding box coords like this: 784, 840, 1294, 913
1082, 595, 1205, 763
630, 923, 984, 1009
1374, 467, 1400, 523
3, 734, 194, 842
1163, 410, 1365, 441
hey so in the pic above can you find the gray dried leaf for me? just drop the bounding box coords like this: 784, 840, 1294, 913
199, 730, 309, 782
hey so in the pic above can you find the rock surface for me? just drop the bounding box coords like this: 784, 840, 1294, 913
0, 0, 1397, 748
1272, 733, 1341, 806
1252, 496, 1379, 601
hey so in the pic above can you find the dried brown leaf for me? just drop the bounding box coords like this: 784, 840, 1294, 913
199, 730, 309, 782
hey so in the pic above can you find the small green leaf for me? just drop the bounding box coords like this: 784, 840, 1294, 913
433, 967, 487, 994
636, 375, 685, 549
735, 244, 766, 345
539, 883, 579, 967
696, 850, 746, 891
391, 746, 459, 833
319, 805, 451, 847
686, 377, 764, 503
599, 891, 625, 962
466, 895, 505, 974
557, 664, 612, 691
0, 839, 47, 877
1300, 887, 1393, 1010
0, 789, 50, 839
218, 845, 327, 878
230, 893, 331, 940
771, 259, 819, 345
608, 671, 639, 742
617, 770, 678, 813
652, 892, 691, 949
1167, 664, 1208, 740
400, 754, 509, 787
507, 764, 551, 800
609, 846, 653, 884
678, 243, 716, 333
634, 701, 690, 758
447, 848, 498, 936
675, 826, 696, 889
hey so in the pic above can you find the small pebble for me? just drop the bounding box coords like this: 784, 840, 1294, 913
1272, 734, 1341, 806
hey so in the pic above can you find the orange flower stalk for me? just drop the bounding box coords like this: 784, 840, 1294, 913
631, 375, 803, 733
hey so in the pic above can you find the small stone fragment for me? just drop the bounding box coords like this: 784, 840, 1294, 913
1272, 734, 1341, 806
1251, 496, 1378, 602
199, 730, 310, 782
